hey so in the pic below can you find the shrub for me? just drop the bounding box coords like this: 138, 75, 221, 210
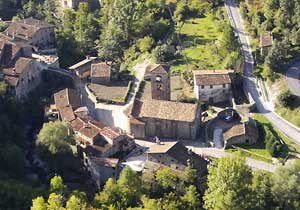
0, 21, 8, 32
277, 90, 296, 107
139, 36, 154, 53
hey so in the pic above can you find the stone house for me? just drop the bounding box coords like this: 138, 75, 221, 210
193, 70, 234, 104
85, 156, 120, 186
90, 61, 112, 84
145, 141, 208, 176
53, 88, 82, 122
223, 122, 259, 147
0, 34, 33, 67
1, 57, 41, 99
260, 32, 273, 57
70, 116, 135, 186
145, 64, 170, 101
69, 56, 98, 80
130, 99, 201, 140
4, 18, 55, 49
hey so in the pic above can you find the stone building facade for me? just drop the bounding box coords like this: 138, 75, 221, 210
223, 122, 259, 147
193, 70, 234, 104
130, 99, 201, 140
4, 18, 55, 49
146, 141, 208, 176
145, 64, 170, 101
1, 57, 41, 99
0, 34, 33, 67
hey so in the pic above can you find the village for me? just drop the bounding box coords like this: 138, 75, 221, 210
0, 15, 275, 187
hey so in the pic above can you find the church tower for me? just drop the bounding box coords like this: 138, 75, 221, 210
149, 64, 170, 101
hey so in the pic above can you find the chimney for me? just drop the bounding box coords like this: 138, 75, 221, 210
86, 55, 90, 60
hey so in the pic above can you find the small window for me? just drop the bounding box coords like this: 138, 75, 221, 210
210, 85, 213, 89
223, 84, 226, 88
157, 84, 162, 90
201, 85, 204, 89
222, 89, 226, 93
156, 75, 162, 82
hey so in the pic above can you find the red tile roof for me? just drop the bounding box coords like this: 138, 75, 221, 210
4, 17, 54, 40
54, 88, 82, 110
260, 32, 273, 47
90, 61, 112, 78
139, 99, 198, 122
194, 70, 232, 86
223, 123, 259, 142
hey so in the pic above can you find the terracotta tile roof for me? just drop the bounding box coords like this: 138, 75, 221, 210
89, 157, 119, 168
147, 141, 178, 154
4, 18, 54, 40
145, 64, 169, 78
223, 123, 259, 142
139, 100, 198, 122
78, 124, 101, 139
60, 106, 76, 122
54, 88, 82, 110
90, 61, 111, 78
88, 119, 106, 130
70, 117, 85, 131
147, 141, 208, 174
14, 57, 33, 73
260, 32, 273, 47
100, 126, 123, 140
74, 106, 89, 118
194, 70, 232, 86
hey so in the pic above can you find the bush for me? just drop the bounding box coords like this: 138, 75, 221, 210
0, 21, 8, 32
277, 90, 296, 107
139, 36, 154, 53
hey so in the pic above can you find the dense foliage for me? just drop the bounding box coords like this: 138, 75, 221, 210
29, 154, 300, 210
240, 0, 300, 76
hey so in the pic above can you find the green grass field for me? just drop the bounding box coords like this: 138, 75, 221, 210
252, 113, 300, 159
171, 13, 226, 74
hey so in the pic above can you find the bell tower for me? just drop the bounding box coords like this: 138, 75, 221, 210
150, 64, 170, 101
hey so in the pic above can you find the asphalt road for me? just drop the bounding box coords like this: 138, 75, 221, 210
225, 0, 300, 144
286, 62, 300, 96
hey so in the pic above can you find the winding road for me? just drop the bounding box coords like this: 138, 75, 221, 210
286, 62, 300, 96
225, 0, 300, 144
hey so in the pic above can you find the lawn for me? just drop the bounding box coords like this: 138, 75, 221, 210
252, 113, 300, 159
171, 13, 226, 74
266, 75, 300, 127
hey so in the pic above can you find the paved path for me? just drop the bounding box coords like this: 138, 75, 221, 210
286, 62, 300, 96
225, 0, 300, 144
